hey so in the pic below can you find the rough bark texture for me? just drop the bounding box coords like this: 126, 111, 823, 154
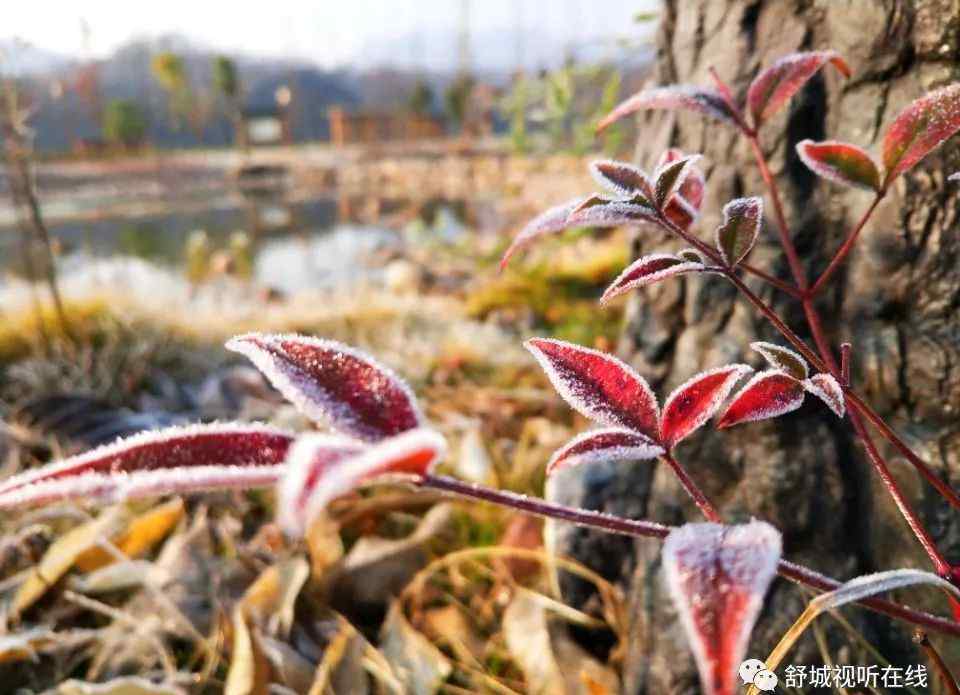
548, 1, 960, 691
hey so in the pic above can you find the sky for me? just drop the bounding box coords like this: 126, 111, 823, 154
3, 0, 658, 72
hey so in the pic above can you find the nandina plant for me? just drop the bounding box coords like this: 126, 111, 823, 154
4, 50, 960, 694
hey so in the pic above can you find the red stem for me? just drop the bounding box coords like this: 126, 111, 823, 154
417, 473, 960, 637
662, 452, 722, 522
810, 193, 885, 296
840, 342, 851, 386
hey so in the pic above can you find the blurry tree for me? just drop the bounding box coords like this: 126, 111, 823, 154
1, 77, 71, 345
502, 73, 531, 154
102, 99, 147, 149
213, 55, 247, 151
443, 75, 474, 132
407, 79, 435, 116
151, 51, 193, 132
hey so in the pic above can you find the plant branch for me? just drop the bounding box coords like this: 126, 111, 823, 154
417, 473, 960, 637
662, 452, 722, 522
914, 630, 960, 695
810, 193, 885, 296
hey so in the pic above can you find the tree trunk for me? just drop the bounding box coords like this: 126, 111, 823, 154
549, 1, 960, 691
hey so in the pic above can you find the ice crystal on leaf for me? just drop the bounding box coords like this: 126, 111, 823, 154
589, 159, 654, 201
525, 338, 660, 440
747, 51, 851, 127
546, 428, 663, 476
660, 365, 753, 448
716, 371, 806, 429
663, 521, 782, 695
796, 140, 881, 192
715, 197, 763, 267
597, 85, 739, 132
227, 333, 423, 442
0, 423, 295, 510
750, 341, 808, 380
803, 373, 846, 418
277, 428, 446, 536
882, 83, 960, 188
600, 253, 706, 305
653, 155, 702, 210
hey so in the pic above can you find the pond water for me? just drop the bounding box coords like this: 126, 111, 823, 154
0, 189, 471, 294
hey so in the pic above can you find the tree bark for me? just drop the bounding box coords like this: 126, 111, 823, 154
549, 1, 960, 691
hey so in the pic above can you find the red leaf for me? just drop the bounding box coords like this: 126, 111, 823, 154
656, 148, 706, 225
716, 371, 806, 429
653, 154, 702, 210
882, 83, 960, 187
566, 199, 660, 229
660, 365, 753, 448
796, 140, 881, 191
747, 51, 851, 126
227, 333, 423, 442
750, 341, 808, 380
600, 253, 705, 305
589, 160, 654, 201
499, 197, 587, 270
663, 521, 782, 695
714, 197, 762, 267
278, 428, 446, 536
0, 423, 295, 510
546, 427, 663, 476
525, 338, 660, 440
803, 373, 846, 418
597, 86, 738, 133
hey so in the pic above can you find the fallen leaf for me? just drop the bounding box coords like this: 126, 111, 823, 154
380, 601, 452, 695
76, 499, 185, 572
503, 589, 565, 694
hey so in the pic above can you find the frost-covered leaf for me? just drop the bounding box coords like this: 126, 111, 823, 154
499, 198, 585, 270
525, 338, 660, 440
950, 172, 960, 182
803, 373, 845, 418
227, 333, 423, 442
654, 155, 701, 210
715, 197, 762, 267
657, 149, 706, 230
0, 423, 294, 510
566, 199, 660, 229
277, 428, 446, 537
750, 341, 808, 380
716, 371, 805, 429
882, 83, 960, 187
660, 365, 753, 448
589, 159, 653, 200
275, 434, 366, 536
546, 427, 663, 476
796, 140, 881, 191
600, 254, 705, 305
597, 85, 738, 132
663, 521, 782, 695
747, 51, 851, 126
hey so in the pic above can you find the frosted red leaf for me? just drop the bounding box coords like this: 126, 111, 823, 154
804, 373, 846, 418
597, 85, 738, 132
566, 199, 660, 229
656, 148, 706, 224
278, 428, 446, 536
750, 341, 808, 380
747, 51, 851, 126
546, 428, 663, 476
226, 333, 423, 442
0, 423, 295, 510
796, 140, 881, 191
663, 521, 782, 695
589, 160, 654, 200
716, 371, 806, 429
654, 155, 702, 210
499, 198, 585, 270
715, 197, 763, 267
882, 83, 960, 188
525, 338, 660, 440
600, 253, 705, 305
660, 365, 753, 449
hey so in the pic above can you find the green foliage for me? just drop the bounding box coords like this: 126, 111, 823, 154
213, 55, 239, 99
151, 52, 187, 92
407, 79, 435, 116
443, 75, 474, 129
102, 99, 148, 148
